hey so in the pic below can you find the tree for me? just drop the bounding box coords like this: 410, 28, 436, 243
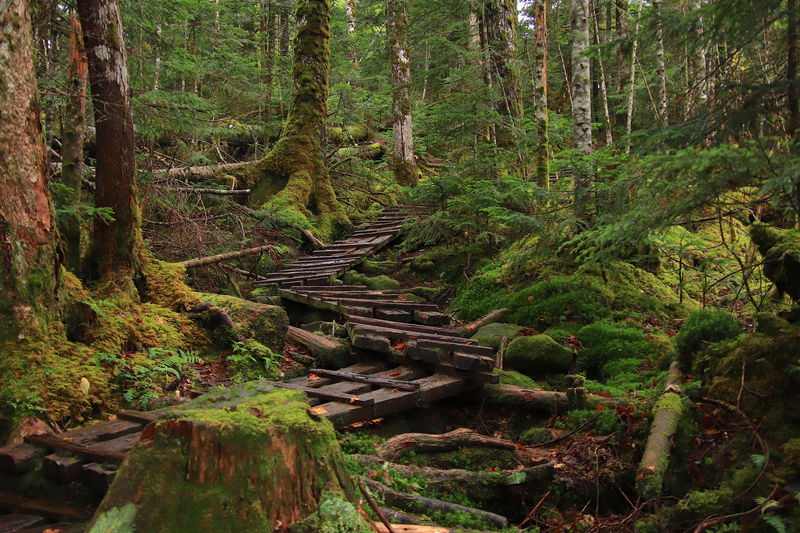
77, 0, 142, 283
571, 0, 593, 224
483, 0, 523, 152
388, 0, 418, 186
654, 0, 668, 127
533, 0, 550, 188
0, 0, 61, 346
789, 0, 799, 139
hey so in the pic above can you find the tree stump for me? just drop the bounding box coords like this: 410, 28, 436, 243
87, 382, 372, 532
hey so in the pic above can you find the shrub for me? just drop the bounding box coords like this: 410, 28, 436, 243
674, 309, 741, 367
577, 321, 655, 378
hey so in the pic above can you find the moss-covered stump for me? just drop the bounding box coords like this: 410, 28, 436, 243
750, 223, 800, 301
471, 323, 524, 351
87, 383, 371, 533
504, 335, 572, 376
197, 292, 288, 352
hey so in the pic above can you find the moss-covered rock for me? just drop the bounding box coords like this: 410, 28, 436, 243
88, 384, 369, 533
471, 322, 524, 350
519, 426, 555, 445
576, 321, 655, 378
504, 335, 572, 376
750, 223, 800, 301
198, 292, 288, 352
673, 309, 741, 368
342, 271, 400, 290
407, 286, 441, 301
493, 368, 540, 388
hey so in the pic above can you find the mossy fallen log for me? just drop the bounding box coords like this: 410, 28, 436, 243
376, 428, 516, 461
482, 384, 628, 414
86, 383, 373, 533
636, 361, 684, 500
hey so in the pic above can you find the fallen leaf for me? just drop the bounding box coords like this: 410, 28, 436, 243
309, 406, 328, 415
527, 295, 534, 303
349, 396, 359, 404
594, 405, 606, 411
393, 343, 406, 351
107, 414, 117, 421
308, 373, 321, 381
388, 371, 401, 377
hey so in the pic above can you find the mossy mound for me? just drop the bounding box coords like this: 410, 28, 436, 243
576, 321, 655, 378
674, 309, 741, 368
198, 292, 288, 352
342, 271, 400, 290
407, 286, 441, 301
88, 384, 369, 533
471, 322, 524, 350
506, 276, 615, 328
493, 368, 541, 388
750, 223, 800, 300
407, 244, 489, 284
504, 335, 572, 377
327, 124, 370, 144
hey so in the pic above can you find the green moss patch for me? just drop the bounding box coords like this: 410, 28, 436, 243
504, 335, 573, 377
471, 322, 524, 350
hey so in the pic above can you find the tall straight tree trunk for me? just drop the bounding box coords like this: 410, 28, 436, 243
571, 0, 592, 226
654, 0, 668, 127
0, 0, 61, 346
483, 0, 523, 151
788, 0, 799, 139
262, 0, 277, 123
346, 0, 358, 65
615, 0, 629, 127
77, 0, 142, 282
388, 0, 418, 186
153, 25, 161, 91
593, 1, 613, 145
625, 17, 640, 153
691, 0, 707, 106
533, 0, 550, 188
279, 3, 290, 56
61, 13, 88, 274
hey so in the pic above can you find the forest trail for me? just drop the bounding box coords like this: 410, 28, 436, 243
0, 206, 499, 531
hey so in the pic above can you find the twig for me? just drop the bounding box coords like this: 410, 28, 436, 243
358, 478, 397, 533
692, 486, 779, 533
519, 490, 550, 530
528, 413, 601, 449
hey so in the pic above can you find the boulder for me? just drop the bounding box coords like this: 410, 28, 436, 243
471, 323, 524, 351
504, 335, 572, 376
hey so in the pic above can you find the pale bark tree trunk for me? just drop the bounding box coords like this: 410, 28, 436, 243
388, 0, 418, 186
262, 0, 277, 123
77, 0, 142, 282
61, 14, 88, 274
625, 17, 640, 154
533, 0, 550, 188
788, 0, 799, 139
483, 0, 523, 151
654, 0, 668, 127
0, 0, 61, 345
614, 0, 629, 127
691, 0, 707, 106
593, 1, 613, 145
153, 24, 161, 91
346, 0, 358, 66
571, 0, 592, 226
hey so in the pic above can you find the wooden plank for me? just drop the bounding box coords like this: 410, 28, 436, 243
51, 418, 142, 446
85, 432, 141, 456
0, 491, 91, 521
349, 324, 477, 345
413, 310, 451, 326
452, 353, 494, 371
294, 285, 370, 291
347, 315, 461, 336
353, 334, 394, 354
0, 443, 45, 474
313, 366, 427, 398
278, 289, 346, 314
322, 298, 438, 311
416, 339, 494, 356
289, 361, 388, 388
82, 463, 117, 493
0, 514, 47, 533
24, 435, 125, 463
265, 382, 374, 406
374, 308, 413, 323
308, 369, 421, 391
42, 452, 85, 483
116, 406, 174, 425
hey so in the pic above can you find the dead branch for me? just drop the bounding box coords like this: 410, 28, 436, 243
376, 428, 516, 461
179, 245, 275, 269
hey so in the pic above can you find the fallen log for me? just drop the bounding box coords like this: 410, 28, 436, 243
373, 525, 452, 533
376, 428, 515, 461
352, 454, 553, 492
287, 326, 351, 368
359, 478, 507, 529
179, 245, 275, 269
483, 384, 628, 414
461, 308, 509, 335
636, 361, 683, 500
166, 187, 251, 195
157, 161, 253, 181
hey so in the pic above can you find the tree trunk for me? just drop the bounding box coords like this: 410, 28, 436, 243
483, 0, 523, 152
376, 428, 516, 461
0, 0, 61, 346
279, 2, 291, 56
788, 0, 799, 139
262, 0, 277, 124
614, 0, 629, 127
571, 0, 593, 226
60, 14, 88, 274
77, 0, 142, 282
388, 0, 418, 186
655, 0, 668, 127
346, 0, 358, 65
87, 385, 370, 532
625, 17, 640, 154
592, 2, 613, 145
691, 0, 707, 107
533, 0, 550, 188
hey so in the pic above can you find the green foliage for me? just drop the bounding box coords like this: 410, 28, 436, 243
227, 339, 281, 383
336, 430, 383, 455
674, 309, 741, 367
504, 335, 573, 377
507, 277, 614, 328
577, 321, 655, 378
556, 409, 621, 436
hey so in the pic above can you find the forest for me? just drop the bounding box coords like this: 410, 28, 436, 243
0, 0, 799, 531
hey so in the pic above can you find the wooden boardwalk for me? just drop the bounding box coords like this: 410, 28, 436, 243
0, 205, 497, 531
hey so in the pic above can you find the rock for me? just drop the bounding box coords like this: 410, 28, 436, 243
750, 223, 800, 301
471, 323, 525, 351
197, 292, 288, 352
493, 369, 540, 389
504, 335, 572, 376
342, 271, 400, 290
87, 383, 370, 533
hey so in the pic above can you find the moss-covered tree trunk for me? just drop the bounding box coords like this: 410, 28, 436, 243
60, 13, 88, 274
246, 0, 347, 241
533, 0, 550, 189
77, 0, 143, 283
87, 385, 372, 533
388, 0, 418, 186
0, 0, 61, 347
483, 0, 523, 152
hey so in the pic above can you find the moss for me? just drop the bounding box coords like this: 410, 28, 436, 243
227, 339, 281, 383
504, 335, 573, 377
341, 271, 400, 290
138, 252, 198, 310
520, 426, 555, 445
198, 292, 288, 352
506, 275, 614, 328
493, 368, 541, 388
576, 321, 655, 378
328, 125, 370, 144
289, 491, 372, 533
407, 286, 441, 301
471, 322, 524, 350
750, 223, 800, 300
674, 309, 741, 368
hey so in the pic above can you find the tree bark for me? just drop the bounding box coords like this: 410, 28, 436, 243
346, 0, 358, 66
483, 0, 523, 152
788, 0, 799, 139
77, 0, 142, 282
376, 428, 516, 461
690, 0, 707, 107
178, 245, 276, 269
571, 0, 592, 156
60, 14, 88, 274
654, 0, 668, 127
533, 0, 550, 188
592, 2, 613, 145
625, 17, 640, 154
0, 0, 61, 345
388, 0, 418, 186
